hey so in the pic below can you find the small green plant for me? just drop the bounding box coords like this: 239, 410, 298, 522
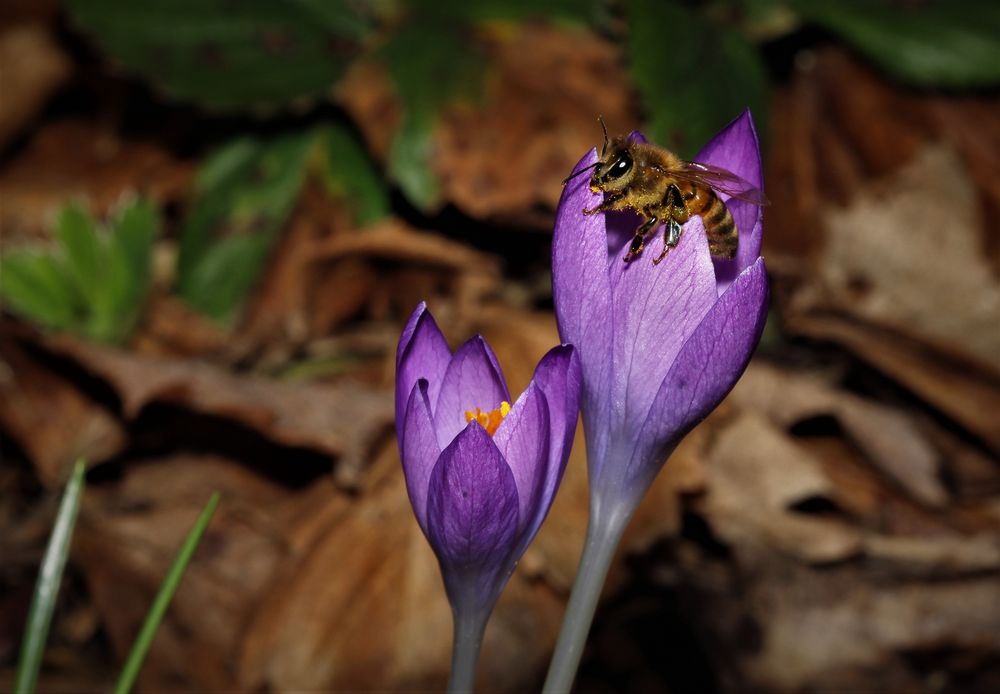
176, 124, 388, 324
0, 199, 157, 344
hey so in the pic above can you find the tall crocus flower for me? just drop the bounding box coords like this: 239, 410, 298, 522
544, 110, 769, 691
396, 302, 581, 692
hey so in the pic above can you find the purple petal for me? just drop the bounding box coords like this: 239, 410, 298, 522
426, 422, 520, 597
433, 336, 511, 447
695, 108, 763, 193
396, 303, 451, 438
510, 344, 581, 554
493, 382, 550, 533
400, 380, 441, 533
626, 258, 769, 492
552, 150, 615, 464
698, 110, 765, 288
607, 216, 719, 450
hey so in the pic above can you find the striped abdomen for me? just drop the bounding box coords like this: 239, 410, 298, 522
678, 182, 737, 259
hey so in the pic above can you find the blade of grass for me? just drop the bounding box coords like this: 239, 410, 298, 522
14, 459, 87, 694
113, 491, 220, 694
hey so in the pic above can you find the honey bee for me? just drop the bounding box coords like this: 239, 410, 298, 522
564, 118, 768, 263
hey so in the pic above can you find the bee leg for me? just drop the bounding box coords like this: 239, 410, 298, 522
583, 191, 625, 215
623, 215, 658, 262
652, 220, 682, 265
652, 187, 685, 265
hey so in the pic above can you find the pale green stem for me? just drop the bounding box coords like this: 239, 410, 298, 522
542, 505, 631, 693
447, 600, 489, 693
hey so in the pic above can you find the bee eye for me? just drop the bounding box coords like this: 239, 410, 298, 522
605, 150, 633, 180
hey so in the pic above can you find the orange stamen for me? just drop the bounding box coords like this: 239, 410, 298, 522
464, 401, 511, 436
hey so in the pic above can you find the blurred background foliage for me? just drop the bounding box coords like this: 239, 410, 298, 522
3, 0, 998, 337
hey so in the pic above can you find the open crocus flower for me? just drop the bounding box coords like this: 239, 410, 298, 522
544, 110, 769, 691
396, 302, 581, 691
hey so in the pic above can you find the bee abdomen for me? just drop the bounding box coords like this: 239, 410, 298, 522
701, 191, 737, 260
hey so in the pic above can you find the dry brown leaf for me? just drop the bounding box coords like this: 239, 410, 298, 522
0, 336, 125, 486
243, 213, 501, 350
805, 145, 1000, 376
130, 294, 231, 358
75, 454, 296, 691
338, 24, 640, 224
665, 410, 1000, 692
0, 121, 191, 245
790, 315, 1000, 455
0, 24, 71, 147
701, 411, 864, 565
306, 218, 501, 331
732, 362, 948, 508
41, 333, 393, 485
766, 51, 1000, 463
737, 568, 1000, 691
861, 533, 1000, 579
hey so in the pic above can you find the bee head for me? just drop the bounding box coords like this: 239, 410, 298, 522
590, 137, 635, 193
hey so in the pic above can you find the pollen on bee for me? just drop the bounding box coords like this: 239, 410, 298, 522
464, 401, 511, 436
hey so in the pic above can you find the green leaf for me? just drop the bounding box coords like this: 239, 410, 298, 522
2, 201, 158, 343
97, 199, 158, 342
55, 204, 103, 309
177, 138, 263, 282
112, 199, 159, 280
316, 124, 390, 226
388, 114, 441, 212
626, 0, 769, 158
794, 0, 1000, 88
0, 250, 79, 330
64, 0, 372, 111
113, 492, 220, 694
194, 137, 260, 194
404, 0, 605, 25
179, 233, 275, 323
178, 132, 314, 321
14, 459, 87, 694
381, 19, 485, 211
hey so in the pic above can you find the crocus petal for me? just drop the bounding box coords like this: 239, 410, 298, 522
396, 302, 452, 436
625, 257, 769, 494
553, 150, 615, 465
696, 110, 765, 288
695, 108, 763, 194
493, 382, 550, 533
606, 217, 718, 463
400, 380, 441, 533
433, 336, 511, 448
510, 344, 581, 554
426, 422, 520, 602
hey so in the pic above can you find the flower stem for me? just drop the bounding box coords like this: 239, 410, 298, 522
543, 508, 629, 693
448, 602, 489, 693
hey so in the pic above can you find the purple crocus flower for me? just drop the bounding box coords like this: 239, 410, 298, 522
396, 302, 581, 691
553, 108, 768, 516
544, 110, 769, 690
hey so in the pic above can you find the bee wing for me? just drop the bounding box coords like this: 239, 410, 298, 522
667, 161, 770, 205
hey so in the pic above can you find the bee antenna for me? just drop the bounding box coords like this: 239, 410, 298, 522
561, 161, 599, 185
598, 115, 609, 156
